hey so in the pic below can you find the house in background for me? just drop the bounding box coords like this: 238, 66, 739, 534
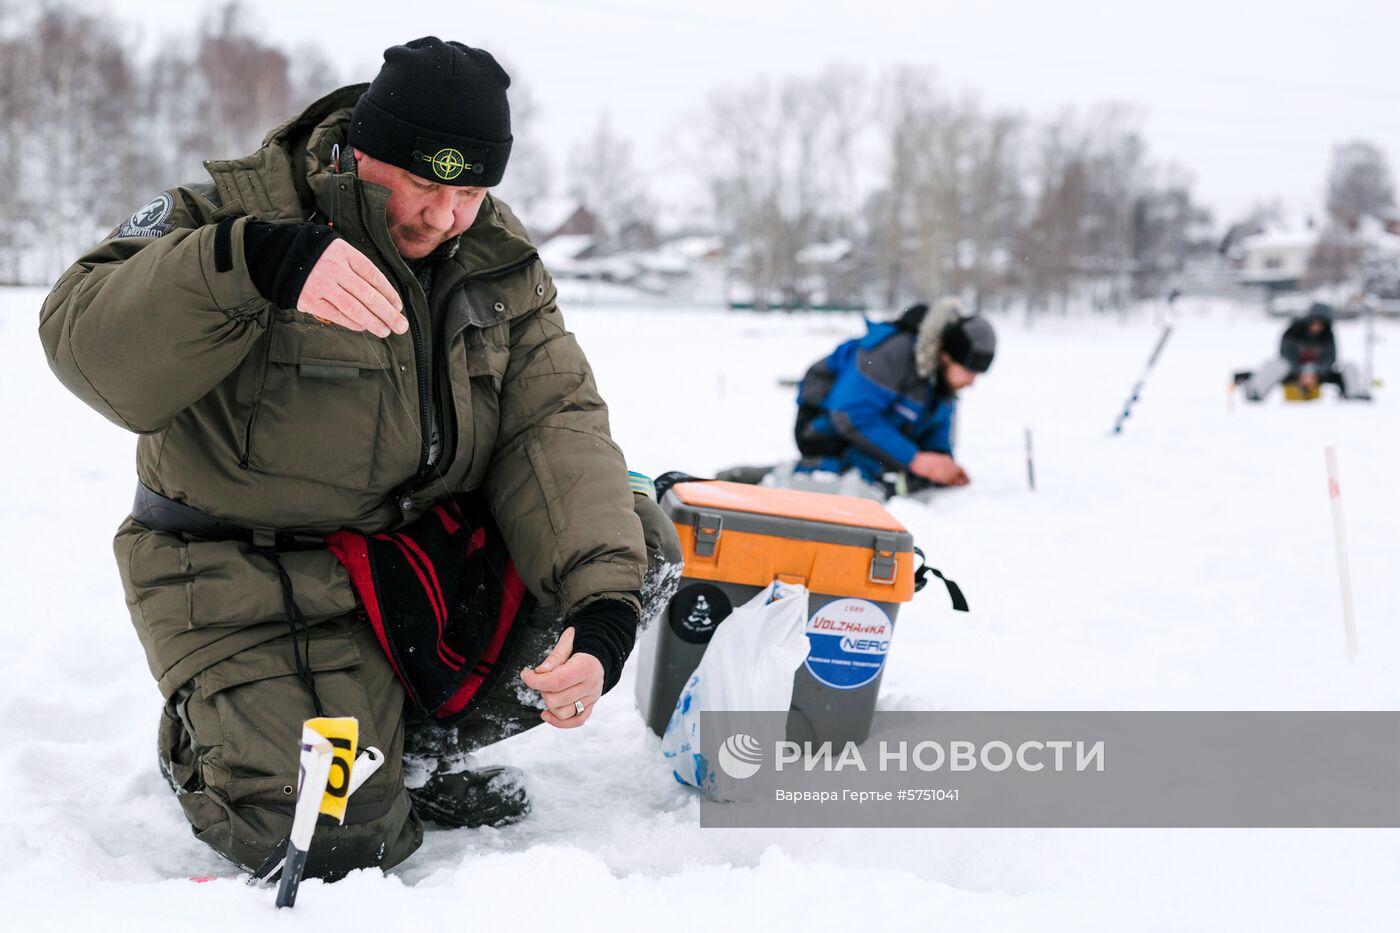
514, 198, 596, 244
512, 198, 729, 303
537, 233, 599, 279
628, 235, 726, 302
1234, 226, 1317, 293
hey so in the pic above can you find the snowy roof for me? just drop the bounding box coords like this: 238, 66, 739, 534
595, 237, 726, 276
1239, 227, 1317, 253
795, 238, 853, 265
537, 234, 596, 267
514, 197, 585, 242
663, 235, 725, 261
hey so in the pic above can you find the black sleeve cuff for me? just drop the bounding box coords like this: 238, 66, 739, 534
242, 220, 339, 310
570, 596, 642, 694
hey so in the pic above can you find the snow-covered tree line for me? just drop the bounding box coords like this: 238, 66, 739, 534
0, 1, 551, 284
6, 1, 1392, 311
0, 3, 320, 282
690, 67, 1217, 313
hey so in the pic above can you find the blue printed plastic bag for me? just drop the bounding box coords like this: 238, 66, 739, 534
661, 582, 810, 800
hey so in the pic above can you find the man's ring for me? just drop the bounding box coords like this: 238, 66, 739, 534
573, 699, 585, 717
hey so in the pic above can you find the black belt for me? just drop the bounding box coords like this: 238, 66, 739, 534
132, 483, 323, 550
131, 482, 327, 715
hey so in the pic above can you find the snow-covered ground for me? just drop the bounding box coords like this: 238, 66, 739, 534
2, 286, 1397, 930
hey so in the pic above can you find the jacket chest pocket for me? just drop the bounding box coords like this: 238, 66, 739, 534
448, 327, 509, 491
244, 320, 390, 490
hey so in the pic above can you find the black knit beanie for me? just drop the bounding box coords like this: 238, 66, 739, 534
941, 315, 997, 374
349, 36, 513, 187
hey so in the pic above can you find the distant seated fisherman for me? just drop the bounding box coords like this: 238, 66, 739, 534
1244, 304, 1369, 401
793, 299, 995, 496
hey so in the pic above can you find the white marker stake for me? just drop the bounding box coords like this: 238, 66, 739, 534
275, 726, 335, 908
245, 746, 386, 889
1325, 446, 1358, 661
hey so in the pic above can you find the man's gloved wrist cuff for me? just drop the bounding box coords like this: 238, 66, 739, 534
570, 596, 640, 695
243, 221, 339, 310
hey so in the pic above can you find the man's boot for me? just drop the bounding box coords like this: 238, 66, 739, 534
408, 761, 531, 829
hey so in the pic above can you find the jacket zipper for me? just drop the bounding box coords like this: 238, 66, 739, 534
406, 290, 432, 478
342, 176, 435, 512
397, 254, 540, 510
238, 331, 276, 469
464, 254, 539, 284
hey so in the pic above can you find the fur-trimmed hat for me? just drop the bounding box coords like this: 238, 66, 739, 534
913, 297, 965, 380
908, 297, 996, 378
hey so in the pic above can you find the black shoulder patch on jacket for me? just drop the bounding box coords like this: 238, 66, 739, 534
117, 192, 174, 239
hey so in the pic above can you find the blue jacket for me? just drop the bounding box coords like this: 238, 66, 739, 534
795, 322, 956, 483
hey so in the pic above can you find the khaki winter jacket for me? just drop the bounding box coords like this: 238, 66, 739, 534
38, 85, 646, 695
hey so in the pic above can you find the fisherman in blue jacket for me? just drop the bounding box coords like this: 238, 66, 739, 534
794, 299, 996, 493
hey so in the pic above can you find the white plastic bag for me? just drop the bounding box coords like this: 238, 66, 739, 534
661, 581, 810, 799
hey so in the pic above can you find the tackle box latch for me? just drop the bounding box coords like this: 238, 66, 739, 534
870, 533, 899, 584
694, 512, 723, 557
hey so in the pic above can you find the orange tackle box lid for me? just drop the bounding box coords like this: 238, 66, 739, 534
661, 481, 916, 602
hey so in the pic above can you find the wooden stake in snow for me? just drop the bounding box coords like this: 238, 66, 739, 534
1024, 428, 1036, 491
1325, 446, 1358, 661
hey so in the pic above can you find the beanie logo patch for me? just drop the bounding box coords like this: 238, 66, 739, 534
430, 147, 466, 180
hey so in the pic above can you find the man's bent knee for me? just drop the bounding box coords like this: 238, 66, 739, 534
158, 617, 423, 878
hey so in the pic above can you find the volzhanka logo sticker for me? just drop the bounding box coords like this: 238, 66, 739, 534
430, 147, 465, 180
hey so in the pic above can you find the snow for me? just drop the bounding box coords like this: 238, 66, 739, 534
4, 286, 1399, 930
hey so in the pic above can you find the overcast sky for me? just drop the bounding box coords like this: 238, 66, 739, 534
108, 0, 1400, 226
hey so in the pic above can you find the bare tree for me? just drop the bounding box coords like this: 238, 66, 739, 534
25, 6, 143, 277
697, 67, 866, 309
867, 72, 1023, 311
287, 42, 342, 111
1326, 140, 1395, 228
0, 2, 32, 282
1016, 106, 1159, 313
964, 110, 1025, 310
142, 3, 298, 188
495, 79, 551, 218
567, 112, 649, 251
1132, 165, 1211, 298
1306, 226, 1365, 286
1020, 113, 1091, 312
868, 67, 936, 307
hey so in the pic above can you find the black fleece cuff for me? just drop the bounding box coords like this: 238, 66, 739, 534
242, 220, 339, 311
570, 597, 641, 695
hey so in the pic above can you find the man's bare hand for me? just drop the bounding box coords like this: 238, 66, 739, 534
519, 626, 605, 730
909, 451, 970, 486
297, 238, 408, 338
